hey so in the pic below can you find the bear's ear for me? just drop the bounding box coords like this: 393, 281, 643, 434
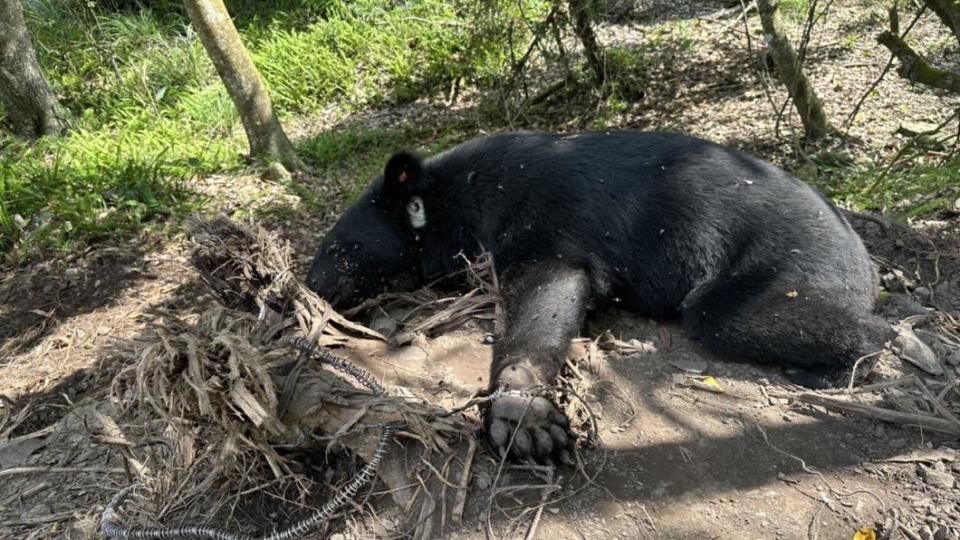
382, 151, 429, 198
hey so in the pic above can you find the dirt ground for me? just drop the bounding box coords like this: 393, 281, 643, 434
1, 215, 957, 540
2, 1, 960, 539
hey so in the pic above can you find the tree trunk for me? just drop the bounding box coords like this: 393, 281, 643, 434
0, 0, 63, 138
756, 0, 831, 140
183, 0, 303, 171
926, 0, 960, 48
567, 0, 605, 85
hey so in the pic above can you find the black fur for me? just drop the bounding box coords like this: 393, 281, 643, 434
307, 131, 893, 457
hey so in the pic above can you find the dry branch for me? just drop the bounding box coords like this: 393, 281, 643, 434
798, 393, 960, 436
877, 30, 960, 93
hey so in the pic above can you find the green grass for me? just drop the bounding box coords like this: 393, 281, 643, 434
817, 158, 960, 218
778, 0, 811, 20
285, 124, 472, 211
0, 0, 542, 258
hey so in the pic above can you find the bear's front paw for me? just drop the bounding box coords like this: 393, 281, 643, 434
485, 391, 575, 465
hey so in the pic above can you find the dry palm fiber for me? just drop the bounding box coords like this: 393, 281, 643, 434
103, 216, 478, 535
187, 215, 385, 346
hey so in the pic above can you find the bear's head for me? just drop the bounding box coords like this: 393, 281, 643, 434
306, 151, 432, 307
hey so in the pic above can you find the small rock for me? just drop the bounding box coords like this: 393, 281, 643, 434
882, 272, 905, 292
669, 357, 707, 374
920, 466, 956, 489
892, 325, 944, 375
934, 525, 953, 540
370, 315, 398, 337
261, 162, 291, 182
897, 121, 939, 137
913, 286, 932, 303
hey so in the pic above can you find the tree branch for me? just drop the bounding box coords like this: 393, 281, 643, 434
877, 30, 960, 93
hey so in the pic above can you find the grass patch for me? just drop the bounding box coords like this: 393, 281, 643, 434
1, 0, 541, 259
818, 158, 960, 218
778, 0, 811, 20
0, 124, 230, 257
288, 124, 473, 211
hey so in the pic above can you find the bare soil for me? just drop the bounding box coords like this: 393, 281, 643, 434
2, 1, 960, 539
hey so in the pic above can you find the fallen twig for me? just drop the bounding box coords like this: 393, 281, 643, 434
451, 437, 477, 527
798, 393, 960, 436
524, 468, 554, 540
0, 466, 125, 478
820, 374, 918, 395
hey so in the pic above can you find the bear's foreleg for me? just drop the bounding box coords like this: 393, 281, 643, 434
486, 261, 589, 463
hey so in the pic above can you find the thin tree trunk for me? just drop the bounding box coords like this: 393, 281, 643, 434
926, 0, 960, 48
183, 0, 303, 171
0, 0, 63, 138
756, 0, 831, 140
567, 0, 605, 85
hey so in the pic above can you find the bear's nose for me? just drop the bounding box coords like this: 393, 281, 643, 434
305, 267, 331, 294
328, 276, 356, 307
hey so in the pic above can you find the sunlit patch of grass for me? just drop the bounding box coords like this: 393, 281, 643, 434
291, 124, 471, 211
778, 0, 811, 20
1, 0, 540, 259
0, 122, 235, 257
817, 157, 960, 219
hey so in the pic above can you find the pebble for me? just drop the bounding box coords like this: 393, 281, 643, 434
919, 466, 956, 489
934, 525, 953, 540
913, 286, 932, 302
370, 315, 398, 336
893, 325, 944, 375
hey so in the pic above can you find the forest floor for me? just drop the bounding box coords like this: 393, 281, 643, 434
2, 1, 960, 539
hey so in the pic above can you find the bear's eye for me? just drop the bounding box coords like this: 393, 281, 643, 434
406, 196, 426, 229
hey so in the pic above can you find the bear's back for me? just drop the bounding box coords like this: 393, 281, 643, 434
423, 131, 874, 313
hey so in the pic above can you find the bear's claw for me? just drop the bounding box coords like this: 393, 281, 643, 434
485, 393, 575, 465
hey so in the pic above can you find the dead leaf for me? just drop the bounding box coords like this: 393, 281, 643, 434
669, 358, 708, 374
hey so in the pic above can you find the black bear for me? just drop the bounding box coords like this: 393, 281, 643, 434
307, 131, 895, 463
